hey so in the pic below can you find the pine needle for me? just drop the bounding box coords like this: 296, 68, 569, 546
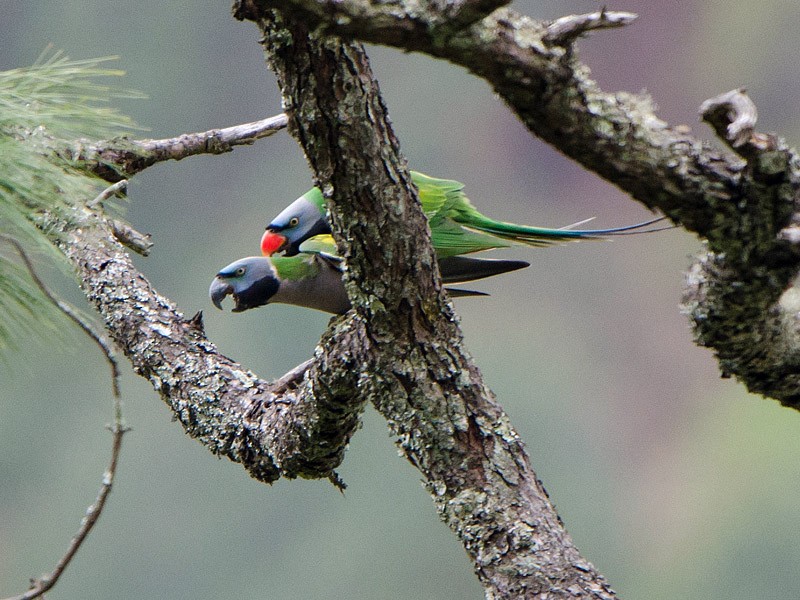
0, 50, 140, 351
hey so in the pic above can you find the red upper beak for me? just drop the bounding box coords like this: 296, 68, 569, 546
260, 230, 287, 256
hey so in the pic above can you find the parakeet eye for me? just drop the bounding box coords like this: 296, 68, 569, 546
288, 217, 300, 227
235, 267, 246, 276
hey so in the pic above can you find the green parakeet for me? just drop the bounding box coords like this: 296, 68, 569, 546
210, 251, 529, 315
260, 171, 664, 257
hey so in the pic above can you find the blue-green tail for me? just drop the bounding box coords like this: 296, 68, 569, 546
465, 214, 670, 246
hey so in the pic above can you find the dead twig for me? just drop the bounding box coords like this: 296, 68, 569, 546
68, 113, 289, 181
544, 9, 638, 46
699, 88, 776, 155
0, 236, 128, 600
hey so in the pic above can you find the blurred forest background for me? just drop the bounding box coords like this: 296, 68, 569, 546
2, 1, 800, 598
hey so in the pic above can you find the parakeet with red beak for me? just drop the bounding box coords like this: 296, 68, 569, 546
260, 171, 665, 257
214, 172, 667, 315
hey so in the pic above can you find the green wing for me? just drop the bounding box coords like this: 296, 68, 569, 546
411, 172, 513, 257
298, 234, 339, 259
427, 219, 512, 258
410, 171, 464, 218
410, 170, 659, 256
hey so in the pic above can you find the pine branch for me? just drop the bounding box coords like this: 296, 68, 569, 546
0, 53, 138, 350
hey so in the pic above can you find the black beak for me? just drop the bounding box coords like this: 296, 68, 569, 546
209, 276, 233, 310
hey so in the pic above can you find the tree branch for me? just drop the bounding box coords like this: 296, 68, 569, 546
86, 180, 155, 256
543, 9, 638, 47
41, 200, 366, 483
683, 91, 800, 405
234, 0, 800, 409
700, 88, 760, 150
62, 113, 288, 182
234, 7, 617, 598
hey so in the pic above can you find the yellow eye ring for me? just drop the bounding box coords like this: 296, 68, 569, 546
288, 217, 300, 227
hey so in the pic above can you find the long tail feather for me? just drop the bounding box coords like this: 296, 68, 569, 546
465, 214, 671, 245
438, 256, 530, 284
562, 215, 672, 235
446, 288, 489, 298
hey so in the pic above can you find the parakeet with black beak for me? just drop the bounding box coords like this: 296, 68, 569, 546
210, 252, 529, 315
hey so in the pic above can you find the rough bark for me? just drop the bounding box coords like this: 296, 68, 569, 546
227, 9, 613, 598
59, 114, 288, 182
47, 202, 365, 484
233, 0, 800, 407
23, 2, 800, 599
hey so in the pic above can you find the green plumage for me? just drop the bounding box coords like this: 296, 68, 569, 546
271, 253, 328, 281
413, 172, 609, 257
299, 187, 327, 212
268, 171, 663, 260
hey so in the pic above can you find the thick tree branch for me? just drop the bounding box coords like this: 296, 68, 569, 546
61, 113, 288, 182
234, 7, 617, 598
41, 200, 365, 483
235, 0, 800, 409
683, 91, 800, 404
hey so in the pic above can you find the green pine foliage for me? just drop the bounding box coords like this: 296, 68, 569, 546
0, 50, 139, 351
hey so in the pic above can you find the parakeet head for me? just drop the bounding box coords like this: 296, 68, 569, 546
262, 188, 329, 256
209, 256, 279, 312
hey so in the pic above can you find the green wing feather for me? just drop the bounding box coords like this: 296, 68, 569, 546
428, 219, 512, 258
271, 254, 324, 282
409, 172, 464, 217
297, 234, 338, 258
410, 171, 658, 256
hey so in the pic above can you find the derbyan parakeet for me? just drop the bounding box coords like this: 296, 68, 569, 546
260, 171, 665, 257
210, 250, 529, 315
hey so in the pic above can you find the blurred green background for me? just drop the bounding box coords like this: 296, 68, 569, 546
2, 1, 800, 598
